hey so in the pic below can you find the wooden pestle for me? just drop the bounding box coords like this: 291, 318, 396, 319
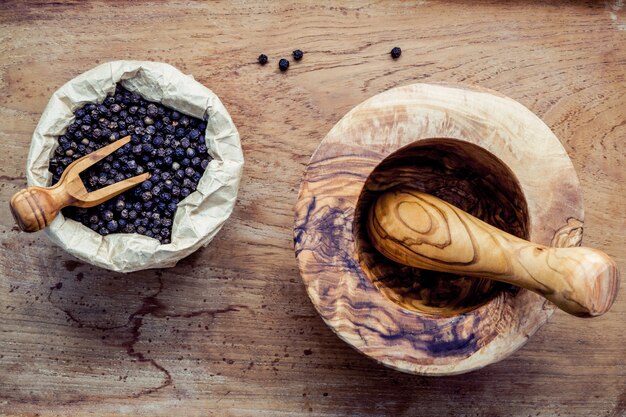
367, 188, 619, 317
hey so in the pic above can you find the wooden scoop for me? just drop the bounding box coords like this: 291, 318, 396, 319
10, 136, 150, 232
367, 188, 619, 317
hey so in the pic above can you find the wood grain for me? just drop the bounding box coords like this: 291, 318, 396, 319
368, 188, 619, 317
0, 0, 624, 416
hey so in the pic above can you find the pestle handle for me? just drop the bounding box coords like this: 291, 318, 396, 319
367, 188, 619, 317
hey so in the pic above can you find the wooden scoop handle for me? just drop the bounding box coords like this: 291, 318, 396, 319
10, 186, 74, 232
367, 188, 619, 317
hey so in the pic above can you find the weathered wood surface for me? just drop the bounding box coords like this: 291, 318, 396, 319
0, 1, 624, 416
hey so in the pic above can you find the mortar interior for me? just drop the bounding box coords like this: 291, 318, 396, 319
353, 138, 530, 316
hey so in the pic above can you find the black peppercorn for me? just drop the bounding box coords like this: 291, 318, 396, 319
258, 54, 268, 65
115, 200, 125, 211
390, 46, 402, 59
106, 220, 119, 232
279, 58, 289, 71
103, 210, 114, 221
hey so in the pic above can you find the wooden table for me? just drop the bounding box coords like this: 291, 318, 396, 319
1, 1, 624, 416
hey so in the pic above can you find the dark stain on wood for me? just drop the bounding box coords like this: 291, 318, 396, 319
63, 260, 83, 272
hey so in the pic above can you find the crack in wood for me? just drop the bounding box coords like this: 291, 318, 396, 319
46, 274, 248, 398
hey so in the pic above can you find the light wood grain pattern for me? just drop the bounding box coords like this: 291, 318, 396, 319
10, 136, 150, 232
0, 1, 624, 416
368, 188, 619, 317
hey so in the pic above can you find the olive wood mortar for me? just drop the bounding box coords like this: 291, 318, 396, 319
294, 83, 619, 375
367, 189, 618, 318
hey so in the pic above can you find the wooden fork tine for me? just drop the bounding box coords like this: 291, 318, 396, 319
65, 136, 131, 178
77, 173, 151, 207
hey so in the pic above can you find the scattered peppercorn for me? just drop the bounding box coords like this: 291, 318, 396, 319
292, 49, 304, 61
390, 47, 402, 59
278, 58, 290, 71
258, 54, 268, 65
48, 84, 213, 244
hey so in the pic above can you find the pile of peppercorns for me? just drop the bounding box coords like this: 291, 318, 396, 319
48, 84, 212, 244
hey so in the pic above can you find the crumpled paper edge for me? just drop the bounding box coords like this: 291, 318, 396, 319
26, 60, 244, 272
